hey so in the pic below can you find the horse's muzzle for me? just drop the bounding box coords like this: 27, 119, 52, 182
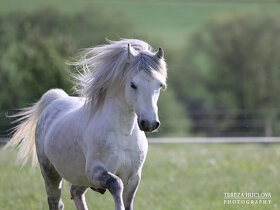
138, 119, 160, 132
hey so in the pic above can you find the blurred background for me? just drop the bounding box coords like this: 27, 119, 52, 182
1, 1, 280, 210
1, 0, 280, 138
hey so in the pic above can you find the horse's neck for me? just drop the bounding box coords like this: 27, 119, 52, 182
96, 90, 137, 136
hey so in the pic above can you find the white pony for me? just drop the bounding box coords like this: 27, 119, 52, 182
5, 39, 167, 210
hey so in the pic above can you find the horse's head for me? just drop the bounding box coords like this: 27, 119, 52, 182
124, 44, 167, 132
70, 39, 167, 132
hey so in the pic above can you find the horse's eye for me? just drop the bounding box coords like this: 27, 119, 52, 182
160, 83, 163, 88
131, 82, 137, 90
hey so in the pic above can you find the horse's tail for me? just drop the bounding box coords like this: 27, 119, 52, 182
4, 89, 68, 167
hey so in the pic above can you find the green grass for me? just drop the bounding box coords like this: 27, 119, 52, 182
1, 143, 280, 210
0, 0, 280, 48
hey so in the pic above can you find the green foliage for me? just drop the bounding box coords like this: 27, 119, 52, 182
0, 7, 134, 133
1, 0, 280, 48
152, 88, 190, 137
0, 7, 190, 136
173, 12, 280, 136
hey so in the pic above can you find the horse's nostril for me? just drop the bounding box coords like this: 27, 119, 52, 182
140, 120, 146, 128
154, 121, 160, 130
139, 120, 159, 131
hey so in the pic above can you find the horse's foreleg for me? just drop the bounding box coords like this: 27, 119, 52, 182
69, 183, 88, 210
87, 164, 125, 210
122, 174, 140, 210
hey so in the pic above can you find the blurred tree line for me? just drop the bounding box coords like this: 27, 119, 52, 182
1, 7, 280, 137
171, 12, 280, 136
0, 7, 189, 137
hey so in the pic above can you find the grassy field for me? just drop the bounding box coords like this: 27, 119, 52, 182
0, 0, 280, 48
1, 143, 280, 210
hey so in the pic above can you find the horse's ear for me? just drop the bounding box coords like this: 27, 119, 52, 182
127, 43, 136, 62
156, 47, 164, 59
128, 43, 132, 59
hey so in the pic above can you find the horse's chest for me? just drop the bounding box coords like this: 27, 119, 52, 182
115, 145, 146, 180
107, 137, 147, 177
121, 146, 145, 166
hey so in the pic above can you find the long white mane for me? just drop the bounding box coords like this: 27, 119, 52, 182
70, 39, 167, 113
